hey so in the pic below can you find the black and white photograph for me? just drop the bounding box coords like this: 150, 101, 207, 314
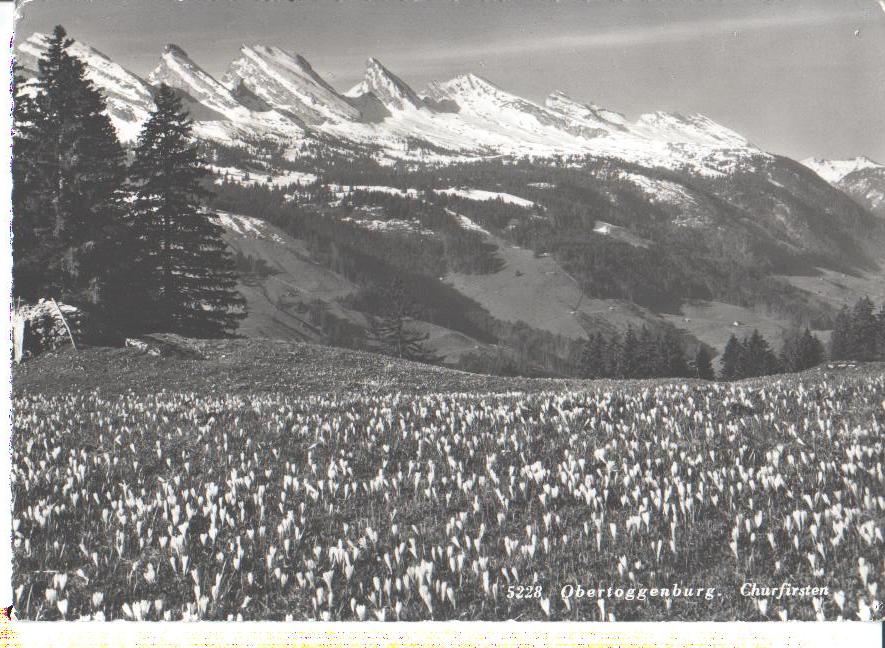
5, 0, 885, 637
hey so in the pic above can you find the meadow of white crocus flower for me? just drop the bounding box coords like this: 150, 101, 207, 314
11, 371, 884, 621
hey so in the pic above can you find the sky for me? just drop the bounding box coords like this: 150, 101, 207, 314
14, 0, 885, 162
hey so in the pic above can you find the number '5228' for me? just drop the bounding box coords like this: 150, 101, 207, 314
507, 585, 544, 599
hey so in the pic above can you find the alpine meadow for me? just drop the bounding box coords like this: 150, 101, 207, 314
9, 0, 885, 625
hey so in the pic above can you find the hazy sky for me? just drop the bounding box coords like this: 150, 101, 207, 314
15, 0, 885, 162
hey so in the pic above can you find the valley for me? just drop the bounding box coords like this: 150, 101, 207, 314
14, 29, 885, 377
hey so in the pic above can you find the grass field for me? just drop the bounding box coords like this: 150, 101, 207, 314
11, 338, 885, 621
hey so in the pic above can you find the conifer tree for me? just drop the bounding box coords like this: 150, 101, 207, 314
129, 83, 245, 336
637, 327, 662, 377
780, 328, 824, 372
12, 65, 42, 298
829, 306, 852, 360
693, 346, 715, 380
604, 332, 623, 378
366, 279, 441, 363
657, 329, 689, 377
878, 304, 885, 357
619, 326, 641, 378
13, 26, 130, 314
744, 329, 781, 377
580, 333, 607, 378
720, 334, 743, 380
850, 297, 879, 361
830, 298, 882, 362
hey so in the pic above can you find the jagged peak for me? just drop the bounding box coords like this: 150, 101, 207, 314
362, 57, 423, 111
19, 31, 116, 64
221, 43, 361, 123
163, 43, 190, 58
149, 42, 248, 116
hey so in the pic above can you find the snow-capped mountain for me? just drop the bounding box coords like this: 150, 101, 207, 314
802, 156, 883, 185
803, 157, 885, 217
8, 31, 798, 178
17, 33, 304, 144
146, 43, 304, 141
221, 45, 361, 125
353, 58, 425, 112
149, 44, 249, 118
17, 32, 155, 142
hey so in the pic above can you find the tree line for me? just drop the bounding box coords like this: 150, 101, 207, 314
13, 26, 244, 338
577, 321, 867, 382
830, 297, 885, 362
580, 326, 712, 380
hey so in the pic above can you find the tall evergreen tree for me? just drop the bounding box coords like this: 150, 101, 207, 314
657, 329, 689, 377
129, 83, 245, 336
12, 64, 42, 299
13, 26, 129, 313
619, 326, 641, 378
830, 298, 883, 362
692, 346, 715, 380
850, 297, 879, 361
580, 333, 607, 378
829, 306, 852, 361
603, 332, 623, 378
744, 329, 781, 377
720, 334, 743, 380
366, 279, 441, 364
637, 327, 662, 377
878, 304, 885, 357
780, 328, 824, 372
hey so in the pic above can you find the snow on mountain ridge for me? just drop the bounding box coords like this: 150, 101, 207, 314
17, 32, 155, 141
545, 91, 628, 133
17, 31, 769, 174
361, 57, 425, 111
632, 111, 752, 149
222, 44, 361, 124
149, 43, 248, 117
802, 157, 885, 184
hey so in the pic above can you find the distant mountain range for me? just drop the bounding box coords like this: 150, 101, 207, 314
802, 157, 885, 218
17, 33, 762, 171
15, 32, 885, 375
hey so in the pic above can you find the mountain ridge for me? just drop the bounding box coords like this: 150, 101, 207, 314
16, 30, 771, 174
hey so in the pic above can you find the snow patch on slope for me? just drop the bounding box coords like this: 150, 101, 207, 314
341, 217, 434, 236
435, 188, 535, 208
618, 172, 697, 207
215, 211, 284, 243
209, 165, 318, 187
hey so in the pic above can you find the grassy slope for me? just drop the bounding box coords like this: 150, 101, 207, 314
219, 213, 495, 363
13, 335, 881, 400
12, 336, 583, 398
444, 223, 663, 339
